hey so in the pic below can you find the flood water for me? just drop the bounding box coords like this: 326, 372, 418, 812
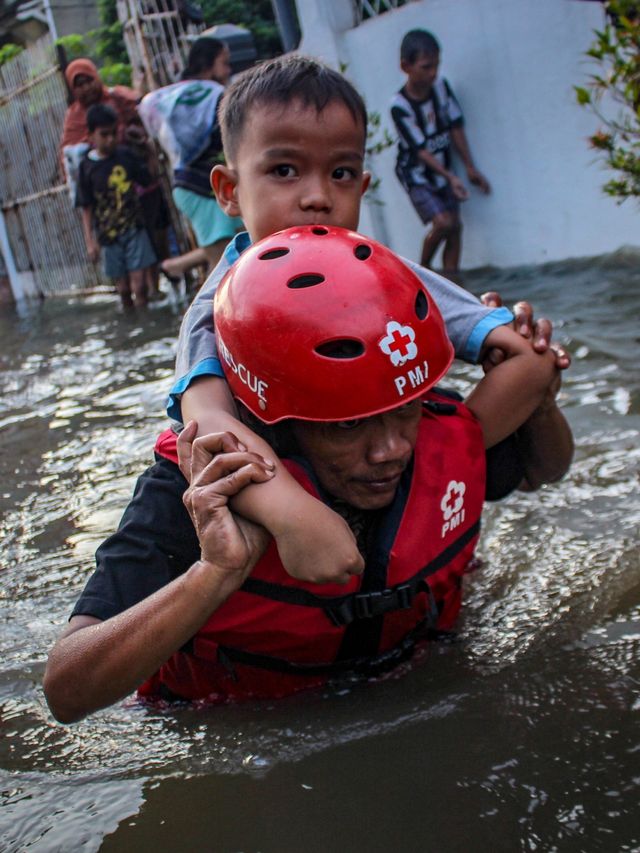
1, 254, 638, 853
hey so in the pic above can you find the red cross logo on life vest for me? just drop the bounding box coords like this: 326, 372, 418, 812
379, 320, 418, 367
441, 480, 466, 521
440, 480, 466, 538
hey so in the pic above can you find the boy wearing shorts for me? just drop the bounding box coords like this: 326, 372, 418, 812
77, 104, 156, 307
390, 29, 490, 273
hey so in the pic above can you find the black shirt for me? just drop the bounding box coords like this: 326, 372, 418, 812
77, 145, 151, 244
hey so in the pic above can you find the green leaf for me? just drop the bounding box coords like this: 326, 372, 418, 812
575, 86, 592, 105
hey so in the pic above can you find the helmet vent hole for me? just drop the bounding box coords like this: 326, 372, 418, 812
312, 226, 329, 235
415, 289, 429, 320
315, 339, 365, 359
354, 244, 372, 261
287, 273, 325, 289
259, 248, 290, 260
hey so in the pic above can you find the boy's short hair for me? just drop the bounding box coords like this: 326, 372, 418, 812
87, 103, 118, 133
219, 54, 368, 161
400, 29, 441, 64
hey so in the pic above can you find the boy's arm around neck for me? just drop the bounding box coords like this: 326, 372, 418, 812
515, 378, 573, 490
181, 377, 365, 584
465, 325, 558, 449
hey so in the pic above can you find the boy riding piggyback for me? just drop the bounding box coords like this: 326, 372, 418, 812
167, 55, 562, 585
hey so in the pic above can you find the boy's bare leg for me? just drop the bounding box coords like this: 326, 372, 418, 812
114, 276, 133, 308
129, 269, 148, 307
145, 263, 161, 298
162, 247, 209, 280
420, 211, 455, 268
441, 218, 462, 275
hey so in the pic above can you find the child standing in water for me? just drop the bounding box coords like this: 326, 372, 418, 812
77, 104, 156, 308
390, 29, 490, 274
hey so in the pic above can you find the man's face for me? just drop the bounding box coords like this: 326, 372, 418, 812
73, 73, 102, 107
213, 99, 370, 242
402, 51, 440, 93
89, 124, 117, 157
292, 401, 422, 511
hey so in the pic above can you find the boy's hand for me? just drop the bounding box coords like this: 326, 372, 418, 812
448, 174, 469, 201
467, 166, 491, 194
480, 291, 571, 373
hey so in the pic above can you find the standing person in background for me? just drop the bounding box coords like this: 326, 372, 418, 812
390, 29, 490, 275
139, 37, 243, 283
77, 105, 157, 309
61, 58, 169, 298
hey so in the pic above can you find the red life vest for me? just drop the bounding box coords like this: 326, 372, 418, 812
142, 392, 485, 702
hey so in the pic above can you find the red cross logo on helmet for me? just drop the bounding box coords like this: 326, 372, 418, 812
379, 321, 418, 367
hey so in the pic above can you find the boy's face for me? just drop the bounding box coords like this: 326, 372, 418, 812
402, 51, 440, 92
212, 99, 370, 242
89, 124, 117, 157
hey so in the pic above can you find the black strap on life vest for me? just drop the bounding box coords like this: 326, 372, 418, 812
239, 519, 480, 627
215, 617, 442, 681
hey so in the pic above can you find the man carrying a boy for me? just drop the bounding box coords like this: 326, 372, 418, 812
77, 104, 157, 308
44, 225, 572, 720
43, 56, 572, 720
390, 29, 490, 273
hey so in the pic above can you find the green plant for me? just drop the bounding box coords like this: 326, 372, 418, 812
55, 33, 91, 62
337, 62, 394, 202
364, 110, 394, 202
575, 0, 640, 201
0, 43, 24, 66
56, 0, 130, 86
100, 62, 132, 86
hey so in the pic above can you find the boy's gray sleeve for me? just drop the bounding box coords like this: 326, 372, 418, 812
402, 258, 513, 362
167, 262, 228, 422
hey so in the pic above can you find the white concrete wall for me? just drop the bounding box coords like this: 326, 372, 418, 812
296, 0, 639, 268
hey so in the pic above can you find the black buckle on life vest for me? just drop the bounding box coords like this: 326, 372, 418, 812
326, 583, 414, 627
423, 400, 457, 415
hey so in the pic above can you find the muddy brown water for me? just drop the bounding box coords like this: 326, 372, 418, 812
0, 255, 638, 852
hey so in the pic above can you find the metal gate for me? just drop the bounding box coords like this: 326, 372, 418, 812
0, 36, 105, 300
117, 0, 204, 91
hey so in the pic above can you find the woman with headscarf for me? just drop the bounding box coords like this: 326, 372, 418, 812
61, 58, 141, 153
61, 58, 147, 204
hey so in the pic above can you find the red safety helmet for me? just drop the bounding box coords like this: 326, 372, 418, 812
214, 225, 454, 424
